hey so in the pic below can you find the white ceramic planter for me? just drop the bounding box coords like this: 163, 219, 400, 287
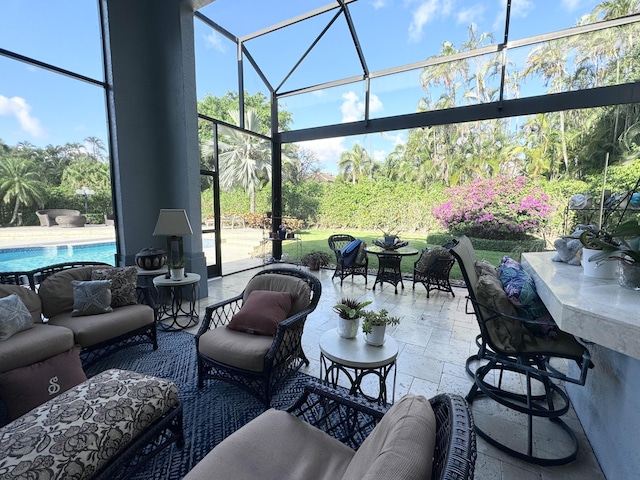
619, 261, 640, 290
364, 325, 386, 346
337, 318, 359, 339
170, 267, 185, 280
581, 248, 617, 279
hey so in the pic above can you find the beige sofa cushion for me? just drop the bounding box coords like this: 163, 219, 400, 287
0, 285, 43, 324
184, 409, 355, 480
47, 304, 153, 347
39, 267, 94, 318
0, 323, 75, 373
341, 394, 436, 480
243, 273, 311, 316
198, 327, 273, 372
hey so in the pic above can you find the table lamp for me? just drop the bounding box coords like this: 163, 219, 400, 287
153, 209, 193, 277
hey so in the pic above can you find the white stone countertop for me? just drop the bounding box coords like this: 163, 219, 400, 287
521, 251, 640, 360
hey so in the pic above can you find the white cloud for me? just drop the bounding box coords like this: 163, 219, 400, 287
341, 91, 383, 123
493, 0, 534, 31
372, 0, 387, 9
373, 149, 387, 161
457, 5, 485, 25
296, 137, 346, 170
408, 0, 455, 42
382, 132, 406, 146
561, 0, 583, 11
0, 95, 47, 138
203, 31, 226, 52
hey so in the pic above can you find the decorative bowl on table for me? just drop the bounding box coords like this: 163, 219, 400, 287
373, 239, 408, 250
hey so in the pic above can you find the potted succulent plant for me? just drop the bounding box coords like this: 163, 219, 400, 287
169, 257, 185, 280
361, 308, 401, 346
301, 251, 331, 271
333, 297, 372, 339
584, 220, 640, 289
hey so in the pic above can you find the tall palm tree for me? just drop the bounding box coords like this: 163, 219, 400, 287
338, 144, 373, 184
0, 155, 46, 225
202, 109, 272, 213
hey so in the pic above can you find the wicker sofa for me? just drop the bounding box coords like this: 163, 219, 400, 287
36, 209, 86, 227
0, 262, 157, 371
184, 383, 476, 480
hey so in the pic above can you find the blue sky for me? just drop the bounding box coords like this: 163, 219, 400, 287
0, 0, 608, 173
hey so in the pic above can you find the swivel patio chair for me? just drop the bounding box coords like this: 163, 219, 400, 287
412, 246, 456, 298
448, 236, 593, 466
328, 234, 368, 286
195, 268, 321, 408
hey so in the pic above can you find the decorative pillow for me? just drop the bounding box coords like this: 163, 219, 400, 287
92, 266, 138, 307
0, 293, 34, 341
341, 239, 362, 267
354, 240, 367, 266
416, 247, 452, 272
497, 256, 558, 339
474, 259, 498, 278
0, 345, 87, 420
476, 274, 531, 352
228, 290, 294, 336
71, 280, 113, 316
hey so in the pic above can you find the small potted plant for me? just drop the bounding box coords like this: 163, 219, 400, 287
169, 257, 185, 280
361, 308, 401, 346
584, 220, 640, 289
301, 251, 331, 271
333, 297, 372, 339
577, 225, 619, 279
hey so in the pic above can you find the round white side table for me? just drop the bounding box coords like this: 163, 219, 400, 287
153, 273, 200, 330
319, 328, 398, 404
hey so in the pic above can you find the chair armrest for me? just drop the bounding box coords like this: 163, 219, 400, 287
196, 294, 244, 337
287, 383, 387, 450
430, 393, 476, 480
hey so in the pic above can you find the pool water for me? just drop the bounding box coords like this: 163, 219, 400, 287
0, 242, 116, 272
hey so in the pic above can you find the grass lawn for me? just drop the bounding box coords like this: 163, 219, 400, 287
279, 229, 511, 281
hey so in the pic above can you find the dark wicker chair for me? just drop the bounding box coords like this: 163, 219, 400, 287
288, 383, 476, 480
195, 268, 322, 408
412, 248, 456, 298
449, 236, 593, 466
327, 234, 368, 286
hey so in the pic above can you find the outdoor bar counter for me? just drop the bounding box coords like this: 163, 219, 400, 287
521, 251, 640, 479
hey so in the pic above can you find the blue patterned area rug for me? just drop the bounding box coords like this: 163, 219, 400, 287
85, 330, 318, 480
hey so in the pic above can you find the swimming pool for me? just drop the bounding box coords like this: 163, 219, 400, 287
0, 242, 116, 272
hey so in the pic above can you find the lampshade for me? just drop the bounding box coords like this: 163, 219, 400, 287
153, 209, 193, 237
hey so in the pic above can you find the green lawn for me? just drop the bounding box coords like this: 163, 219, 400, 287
281, 230, 510, 281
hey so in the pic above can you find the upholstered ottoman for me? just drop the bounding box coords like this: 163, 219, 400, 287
55, 214, 86, 227
0, 369, 183, 480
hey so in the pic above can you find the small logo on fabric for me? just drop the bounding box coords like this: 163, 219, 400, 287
48, 376, 61, 395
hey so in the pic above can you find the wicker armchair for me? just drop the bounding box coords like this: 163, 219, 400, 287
327, 234, 368, 286
289, 383, 476, 480
195, 268, 322, 408
412, 247, 456, 298
449, 236, 593, 466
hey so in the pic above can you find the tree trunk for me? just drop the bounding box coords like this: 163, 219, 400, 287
9, 198, 21, 225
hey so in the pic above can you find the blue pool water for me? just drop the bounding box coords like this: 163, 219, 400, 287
0, 242, 116, 272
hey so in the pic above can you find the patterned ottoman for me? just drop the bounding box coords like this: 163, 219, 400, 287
0, 369, 183, 480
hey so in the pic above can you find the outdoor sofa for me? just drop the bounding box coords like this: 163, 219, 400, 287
36, 208, 87, 227
0, 262, 158, 422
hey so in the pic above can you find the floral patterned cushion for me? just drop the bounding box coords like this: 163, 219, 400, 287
0, 368, 179, 480
91, 266, 138, 308
497, 256, 558, 339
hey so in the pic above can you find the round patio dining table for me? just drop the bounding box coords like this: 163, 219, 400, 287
364, 245, 419, 294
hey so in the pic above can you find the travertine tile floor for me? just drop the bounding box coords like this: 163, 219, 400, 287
190, 266, 606, 480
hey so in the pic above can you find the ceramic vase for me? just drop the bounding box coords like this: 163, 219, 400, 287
619, 262, 640, 290
581, 248, 617, 279
364, 325, 386, 346
337, 318, 359, 339
170, 267, 184, 280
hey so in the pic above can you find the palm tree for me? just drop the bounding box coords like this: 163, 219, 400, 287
202, 109, 272, 213
338, 144, 373, 184
84, 136, 107, 162
0, 154, 46, 225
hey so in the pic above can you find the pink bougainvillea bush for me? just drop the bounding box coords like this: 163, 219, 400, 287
432, 176, 553, 240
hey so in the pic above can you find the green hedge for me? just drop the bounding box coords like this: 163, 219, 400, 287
426, 232, 546, 253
